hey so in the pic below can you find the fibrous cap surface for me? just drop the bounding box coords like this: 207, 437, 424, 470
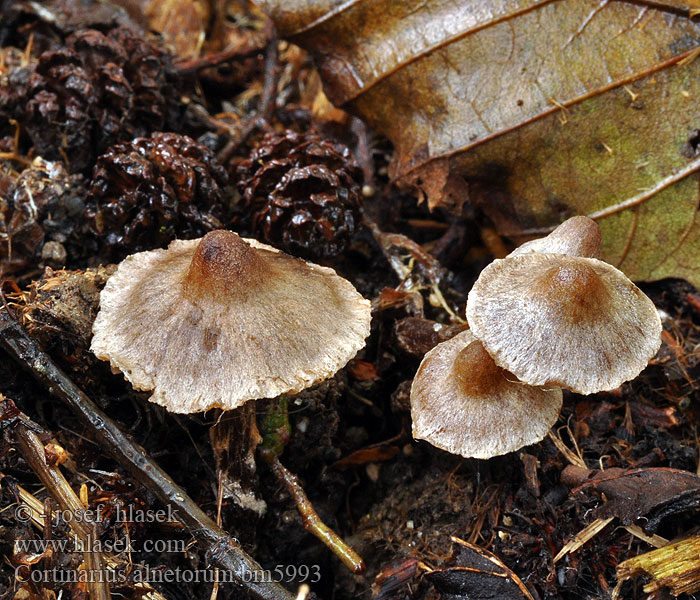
91, 231, 372, 413
466, 253, 662, 394
410, 329, 563, 459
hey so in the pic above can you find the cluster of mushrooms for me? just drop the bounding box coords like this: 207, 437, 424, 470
90, 217, 662, 463
410, 216, 663, 459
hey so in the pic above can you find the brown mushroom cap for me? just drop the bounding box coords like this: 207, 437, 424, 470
466, 253, 662, 394
509, 216, 602, 258
91, 230, 371, 413
410, 330, 562, 459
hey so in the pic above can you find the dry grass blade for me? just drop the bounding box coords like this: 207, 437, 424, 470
9, 410, 111, 600
548, 428, 587, 468
9, 482, 168, 600
553, 517, 614, 564
623, 524, 669, 549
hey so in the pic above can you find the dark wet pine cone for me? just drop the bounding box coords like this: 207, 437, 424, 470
86, 132, 232, 260
1, 27, 185, 174
237, 130, 363, 259
0, 157, 87, 275
0, 48, 34, 145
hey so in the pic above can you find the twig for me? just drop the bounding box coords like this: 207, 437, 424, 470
363, 215, 462, 322
257, 27, 280, 123
258, 397, 365, 574
0, 311, 295, 600
350, 117, 375, 194
218, 24, 279, 164
0, 152, 30, 166
175, 46, 263, 75
6, 401, 111, 600
264, 455, 365, 575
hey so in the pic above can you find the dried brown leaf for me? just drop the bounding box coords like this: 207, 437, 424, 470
257, 0, 700, 286
563, 465, 700, 530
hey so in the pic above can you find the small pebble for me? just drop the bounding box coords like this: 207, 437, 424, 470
41, 241, 67, 268
296, 417, 309, 433
365, 462, 380, 482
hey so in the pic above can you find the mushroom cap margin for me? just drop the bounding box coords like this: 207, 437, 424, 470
410, 329, 563, 459
91, 236, 372, 413
466, 253, 662, 394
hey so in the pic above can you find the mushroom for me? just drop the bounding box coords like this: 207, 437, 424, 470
466, 252, 662, 395
91, 230, 372, 413
508, 216, 602, 258
410, 329, 562, 459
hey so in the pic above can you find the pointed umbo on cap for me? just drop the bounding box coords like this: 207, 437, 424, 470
410, 329, 562, 459
508, 216, 602, 259
91, 230, 372, 413
466, 253, 662, 395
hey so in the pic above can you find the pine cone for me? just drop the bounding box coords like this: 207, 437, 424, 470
86, 132, 232, 260
236, 130, 363, 259
1, 27, 185, 174
0, 50, 33, 143
0, 157, 87, 274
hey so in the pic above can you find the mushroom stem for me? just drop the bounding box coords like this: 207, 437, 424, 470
0, 312, 295, 600
259, 397, 365, 574
258, 395, 291, 459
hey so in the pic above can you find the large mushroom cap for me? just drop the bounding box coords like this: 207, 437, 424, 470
91, 230, 371, 413
466, 253, 662, 394
410, 330, 562, 459
509, 216, 602, 258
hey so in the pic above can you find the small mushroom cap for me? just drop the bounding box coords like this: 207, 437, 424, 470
410, 329, 562, 459
466, 253, 662, 394
509, 216, 602, 258
91, 231, 371, 413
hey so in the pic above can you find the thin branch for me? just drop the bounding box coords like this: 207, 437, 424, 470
257, 27, 280, 123
9, 410, 111, 600
217, 24, 279, 164
0, 311, 295, 600
258, 397, 364, 574
264, 455, 365, 574
175, 46, 262, 75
